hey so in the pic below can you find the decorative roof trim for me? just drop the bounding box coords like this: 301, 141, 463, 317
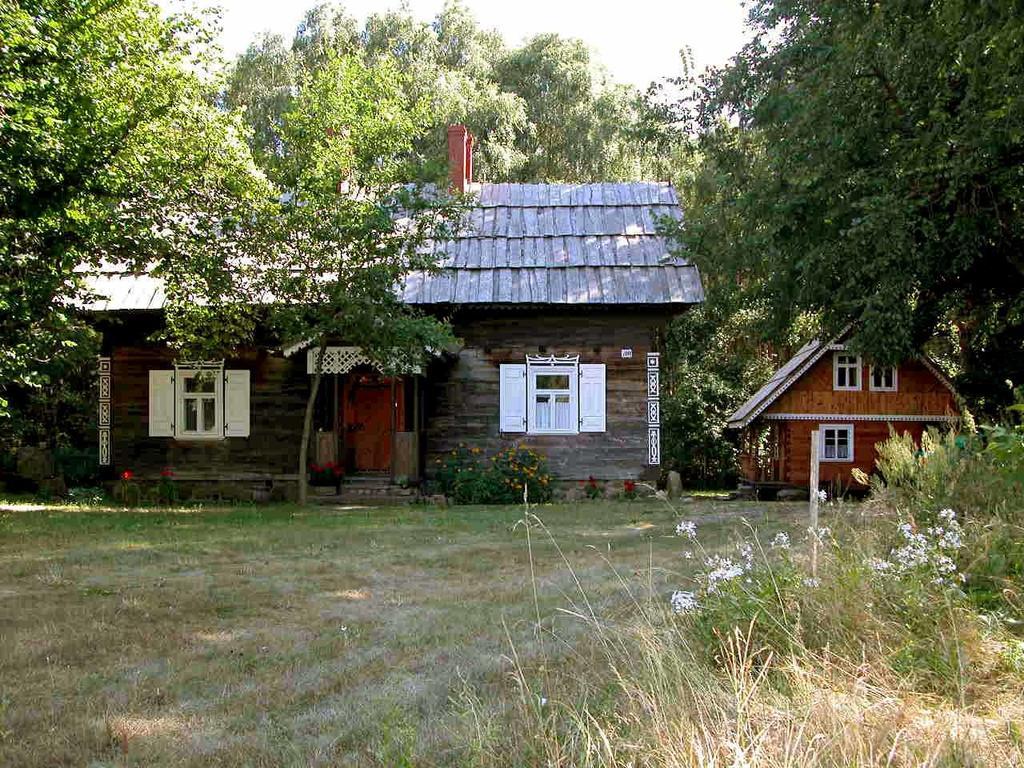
728, 339, 833, 429
918, 355, 959, 397
762, 413, 958, 423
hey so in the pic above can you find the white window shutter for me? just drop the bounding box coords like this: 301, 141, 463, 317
223, 370, 250, 437
149, 370, 175, 437
579, 364, 606, 432
499, 364, 527, 433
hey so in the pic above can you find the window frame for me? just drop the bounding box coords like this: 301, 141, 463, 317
832, 352, 862, 391
819, 423, 854, 463
175, 366, 224, 440
527, 362, 579, 435
868, 364, 898, 392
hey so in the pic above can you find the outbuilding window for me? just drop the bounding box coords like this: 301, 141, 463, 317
820, 424, 854, 462
869, 365, 898, 392
833, 353, 861, 391
498, 356, 606, 435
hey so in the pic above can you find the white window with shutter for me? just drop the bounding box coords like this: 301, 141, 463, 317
499, 364, 527, 433
148, 370, 175, 437
578, 364, 606, 432
499, 356, 608, 436
148, 364, 251, 439
223, 370, 251, 437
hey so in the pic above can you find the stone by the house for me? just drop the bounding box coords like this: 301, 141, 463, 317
37, 476, 67, 498
16, 446, 54, 482
666, 470, 683, 499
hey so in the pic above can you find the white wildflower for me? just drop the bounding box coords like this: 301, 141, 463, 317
770, 532, 791, 550
803, 577, 821, 588
681, 550, 694, 560
704, 555, 745, 594
816, 489, 828, 503
675, 520, 698, 540
670, 590, 699, 614
737, 541, 754, 570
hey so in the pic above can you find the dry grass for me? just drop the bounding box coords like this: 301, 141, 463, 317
0, 498, 798, 766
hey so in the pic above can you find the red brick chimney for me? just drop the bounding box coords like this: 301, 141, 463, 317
447, 124, 474, 193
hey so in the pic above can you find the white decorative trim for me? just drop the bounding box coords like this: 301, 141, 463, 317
647, 352, 660, 465
527, 354, 580, 366
307, 346, 371, 375
762, 413, 957, 422
918, 355, 959, 396
98, 356, 111, 466
736, 340, 835, 429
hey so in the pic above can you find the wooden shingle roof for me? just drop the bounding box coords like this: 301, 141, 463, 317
83, 181, 702, 311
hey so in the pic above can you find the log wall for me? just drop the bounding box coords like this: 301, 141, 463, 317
109, 345, 309, 500
423, 309, 671, 481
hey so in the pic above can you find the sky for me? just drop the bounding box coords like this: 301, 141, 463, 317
165, 0, 751, 89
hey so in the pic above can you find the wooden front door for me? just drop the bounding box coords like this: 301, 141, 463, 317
343, 372, 403, 472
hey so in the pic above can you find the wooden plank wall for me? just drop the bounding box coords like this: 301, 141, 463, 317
423, 309, 671, 480
766, 357, 956, 416
782, 420, 929, 488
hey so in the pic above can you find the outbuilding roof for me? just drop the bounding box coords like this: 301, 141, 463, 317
82, 181, 703, 311
726, 337, 960, 430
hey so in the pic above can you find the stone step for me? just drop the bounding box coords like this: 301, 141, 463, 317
313, 494, 417, 507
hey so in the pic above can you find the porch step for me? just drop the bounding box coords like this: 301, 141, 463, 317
311, 475, 418, 506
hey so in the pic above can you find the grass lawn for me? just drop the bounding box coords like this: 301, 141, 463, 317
0, 498, 808, 767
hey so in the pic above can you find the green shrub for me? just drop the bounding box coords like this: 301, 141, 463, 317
54, 446, 100, 487
433, 444, 553, 505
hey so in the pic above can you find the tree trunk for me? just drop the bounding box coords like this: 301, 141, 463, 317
297, 340, 327, 506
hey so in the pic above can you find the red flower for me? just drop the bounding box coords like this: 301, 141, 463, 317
624, 479, 636, 493
121, 470, 134, 481
310, 463, 321, 473
160, 467, 175, 478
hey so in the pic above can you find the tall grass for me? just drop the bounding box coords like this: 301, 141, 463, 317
461, 442, 1024, 767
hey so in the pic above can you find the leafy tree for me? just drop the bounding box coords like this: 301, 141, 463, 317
494, 33, 656, 181
685, 0, 1024, 414
223, 1, 677, 184
245, 54, 464, 505
0, 0, 271, 431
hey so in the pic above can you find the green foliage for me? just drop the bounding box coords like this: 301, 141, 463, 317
433, 444, 553, 505
872, 427, 1023, 520
223, 1, 680, 184
53, 446, 100, 488
684, 0, 1024, 414
1, 0, 272, 428
660, 285, 809, 488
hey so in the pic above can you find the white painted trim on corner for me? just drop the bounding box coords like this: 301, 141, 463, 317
762, 413, 957, 422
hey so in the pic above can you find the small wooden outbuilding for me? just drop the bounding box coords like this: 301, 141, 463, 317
727, 338, 959, 493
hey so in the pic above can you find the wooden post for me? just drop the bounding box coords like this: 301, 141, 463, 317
809, 429, 821, 579
413, 376, 421, 480
390, 377, 397, 482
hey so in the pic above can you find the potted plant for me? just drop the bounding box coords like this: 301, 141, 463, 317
309, 461, 344, 494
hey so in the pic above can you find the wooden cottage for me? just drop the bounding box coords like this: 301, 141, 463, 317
727, 338, 959, 493
84, 128, 704, 500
